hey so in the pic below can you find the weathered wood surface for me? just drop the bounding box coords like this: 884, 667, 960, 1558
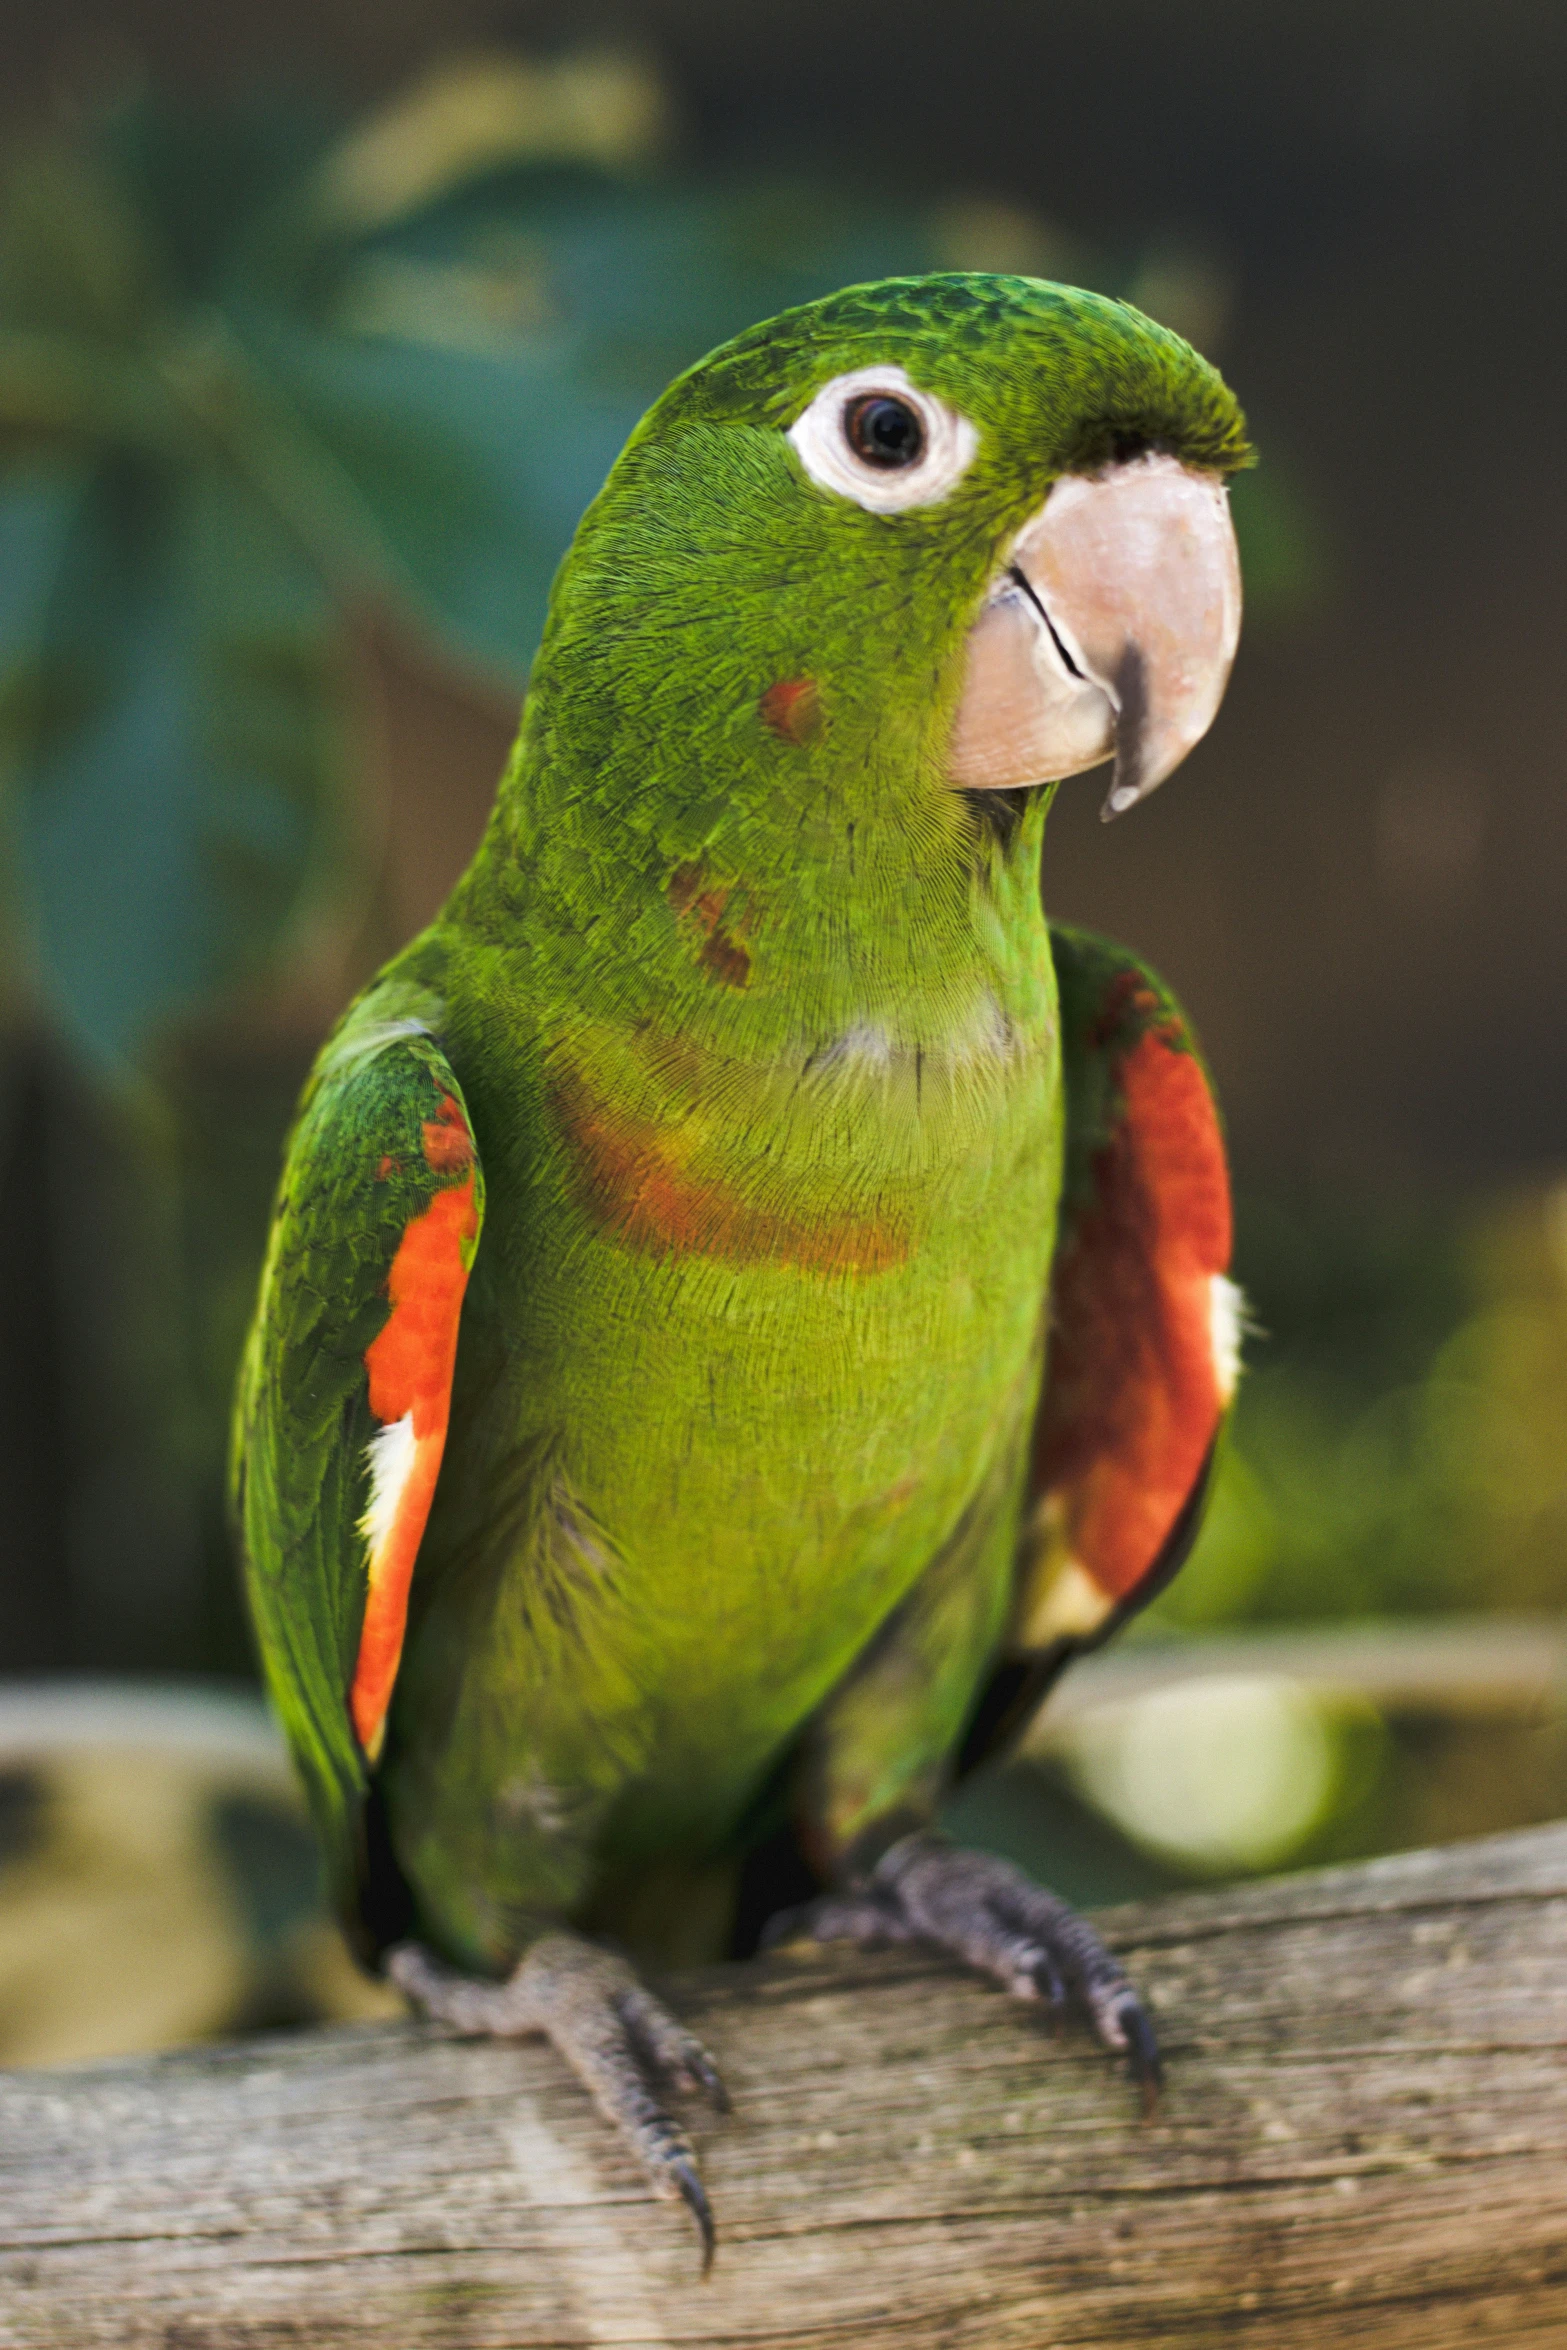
1, 1824, 1565, 2348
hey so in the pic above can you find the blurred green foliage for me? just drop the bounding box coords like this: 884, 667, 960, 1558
1150, 1185, 1567, 1631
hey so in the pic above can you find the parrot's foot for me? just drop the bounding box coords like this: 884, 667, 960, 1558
765, 1831, 1162, 2116
387, 1931, 729, 2271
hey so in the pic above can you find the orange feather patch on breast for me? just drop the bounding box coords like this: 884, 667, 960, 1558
549, 1066, 908, 1277
1030, 1019, 1232, 1618
351, 1149, 479, 1763
666, 861, 753, 989
757, 675, 823, 744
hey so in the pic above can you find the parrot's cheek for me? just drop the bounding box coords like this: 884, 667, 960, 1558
945, 452, 1242, 818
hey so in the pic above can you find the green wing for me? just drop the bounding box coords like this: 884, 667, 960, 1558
230, 986, 484, 1944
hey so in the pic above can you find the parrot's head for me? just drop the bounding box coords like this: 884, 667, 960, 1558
526, 273, 1250, 851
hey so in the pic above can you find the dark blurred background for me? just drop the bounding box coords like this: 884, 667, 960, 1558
2, 0, 1566, 2058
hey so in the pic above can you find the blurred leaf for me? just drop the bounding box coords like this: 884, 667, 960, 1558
927, 196, 1086, 280
0, 139, 169, 347
309, 49, 671, 238
103, 94, 337, 305
1148, 1185, 1567, 1634
179, 461, 356, 974
13, 455, 348, 1065
1126, 237, 1235, 357
0, 464, 94, 1015
1136, 1442, 1279, 1630
0, 111, 398, 1065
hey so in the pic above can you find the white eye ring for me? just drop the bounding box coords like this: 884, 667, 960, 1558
787, 365, 979, 514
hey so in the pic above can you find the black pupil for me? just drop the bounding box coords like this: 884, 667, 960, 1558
845, 394, 925, 470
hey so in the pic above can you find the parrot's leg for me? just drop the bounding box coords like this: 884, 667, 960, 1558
765, 1431, 1162, 2115
767, 1830, 1161, 2115
387, 1932, 729, 2269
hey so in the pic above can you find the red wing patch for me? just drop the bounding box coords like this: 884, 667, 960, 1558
351, 1160, 479, 1761
1029, 1018, 1234, 1625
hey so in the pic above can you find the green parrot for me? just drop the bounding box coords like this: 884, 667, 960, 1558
233, 273, 1248, 2264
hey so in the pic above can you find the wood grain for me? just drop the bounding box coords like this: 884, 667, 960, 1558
2, 1823, 1565, 2347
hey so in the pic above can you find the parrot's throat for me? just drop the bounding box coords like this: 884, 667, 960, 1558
519, 771, 1058, 1293
959, 782, 1049, 858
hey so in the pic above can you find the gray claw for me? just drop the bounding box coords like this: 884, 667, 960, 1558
1114, 1996, 1164, 2118
671, 2155, 716, 2276
769, 1833, 1163, 2117
687, 2053, 732, 2115
1028, 1949, 1068, 2015
389, 1930, 728, 2261
614, 1978, 730, 2113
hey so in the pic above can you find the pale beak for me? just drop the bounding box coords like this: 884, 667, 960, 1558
946, 452, 1242, 818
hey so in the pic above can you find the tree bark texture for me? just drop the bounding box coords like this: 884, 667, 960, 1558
2, 1823, 1564, 2348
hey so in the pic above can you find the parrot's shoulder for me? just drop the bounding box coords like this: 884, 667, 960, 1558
240, 975, 478, 1391
1048, 924, 1225, 1224
301, 967, 459, 1125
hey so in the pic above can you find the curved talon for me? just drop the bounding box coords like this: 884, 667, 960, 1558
671, 2155, 717, 2277
614, 1982, 730, 2115
1117, 1999, 1164, 2119
1028, 1951, 1068, 2018
687, 2053, 732, 2115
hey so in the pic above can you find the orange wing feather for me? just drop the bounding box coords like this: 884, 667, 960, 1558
351, 1097, 479, 1761
1031, 1013, 1233, 1615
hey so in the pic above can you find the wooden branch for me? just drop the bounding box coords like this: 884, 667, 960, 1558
3, 1824, 1565, 2347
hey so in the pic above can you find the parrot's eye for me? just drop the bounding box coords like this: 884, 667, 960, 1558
788, 364, 978, 513
844, 393, 925, 469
